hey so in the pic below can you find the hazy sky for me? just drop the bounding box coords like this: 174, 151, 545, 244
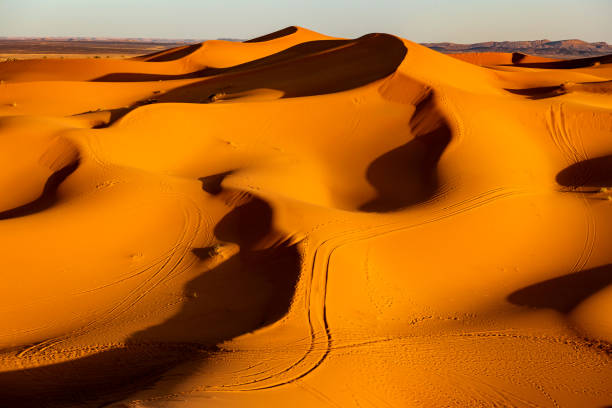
0, 0, 610, 43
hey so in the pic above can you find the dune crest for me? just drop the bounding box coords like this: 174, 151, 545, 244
1, 26, 612, 407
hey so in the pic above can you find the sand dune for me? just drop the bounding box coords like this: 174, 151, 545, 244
0, 26, 612, 407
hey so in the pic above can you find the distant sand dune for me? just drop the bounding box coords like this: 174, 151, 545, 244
244, 26, 299, 43
0, 26, 611, 408
135, 43, 204, 62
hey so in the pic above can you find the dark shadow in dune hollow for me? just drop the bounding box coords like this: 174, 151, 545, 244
0, 347, 192, 408
508, 264, 612, 314
507, 80, 612, 100
130, 192, 301, 346
511, 52, 528, 64
137, 43, 203, 62
504, 86, 565, 100
360, 91, 452, 212
244, 26, 298, 43
556, 155, 612, 189
0, 179, 301, 407
505, 54, 612, 69
70, 107, 132, 129
199, 171, 233, 195
0, 160, 79, 220
505, 80, 612, 100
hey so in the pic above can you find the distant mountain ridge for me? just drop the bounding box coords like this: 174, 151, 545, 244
1, 36, 611, 59
0, 36, 201, 43
422, 39, 612, 58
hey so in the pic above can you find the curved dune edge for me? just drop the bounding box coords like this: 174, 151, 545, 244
133, 43, 204, 62
244, 26, 300, 43
0, 136, 80, 219
0, 26, 612, 407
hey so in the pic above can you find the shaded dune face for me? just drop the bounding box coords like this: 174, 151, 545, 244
556, 155, 612, 189
131, 192, 302, 345
0, 160, 79, 220
0, 135, 80, 219
508, 264, 612, 314
0, 349, 184, 408
511, 53, 612, 69
92, 34, 407, 98
244, 26, 299, 43
129, 177, 302, 346
505, 80, 612, 100
361, 90, 452, 212
1, 26, 612, 408
134, 43, 204, 62
505, 85, 566, 100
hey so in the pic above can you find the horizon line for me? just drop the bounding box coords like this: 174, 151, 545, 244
0, 35, 610, 45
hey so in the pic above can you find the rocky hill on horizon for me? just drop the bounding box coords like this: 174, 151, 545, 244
422, 39, 612, 58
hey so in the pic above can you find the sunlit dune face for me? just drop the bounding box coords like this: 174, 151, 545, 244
1, 26, 612, 408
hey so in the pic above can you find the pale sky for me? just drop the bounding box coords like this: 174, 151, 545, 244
0, 0, 610, 43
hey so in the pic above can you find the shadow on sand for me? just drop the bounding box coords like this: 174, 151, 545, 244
360, 91, 452, 212
507, 264, 612, 314
135, 43, 203, 62
244, 26, 299, 43
505, 54, 612, 69
556, 155, 612, 189
0, 160, 80, 220
504, 86, 565, 100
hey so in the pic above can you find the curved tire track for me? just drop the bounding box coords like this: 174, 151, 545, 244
546, 103, 596, 274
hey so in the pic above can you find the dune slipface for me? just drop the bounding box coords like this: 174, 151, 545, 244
0, 27, 612, 407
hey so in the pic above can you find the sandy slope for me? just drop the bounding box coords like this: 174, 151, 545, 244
0, 26, 611, 407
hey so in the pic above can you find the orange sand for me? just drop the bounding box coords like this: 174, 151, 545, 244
1, 26, 612, 407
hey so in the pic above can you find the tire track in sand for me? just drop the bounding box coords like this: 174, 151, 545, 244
546, 103, 596, 274
155, 186, 528, 398
15, 193, 207, 364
